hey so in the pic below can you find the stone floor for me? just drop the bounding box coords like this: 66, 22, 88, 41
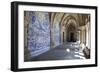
29, 42, 85, 61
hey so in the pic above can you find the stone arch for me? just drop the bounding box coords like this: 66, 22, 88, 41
66, 23, 77, 42
61, 15, 79, 43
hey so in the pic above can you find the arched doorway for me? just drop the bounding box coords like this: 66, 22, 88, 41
66, 23, 77, 42
60, 15, 79, 43
70, 32, 75, 42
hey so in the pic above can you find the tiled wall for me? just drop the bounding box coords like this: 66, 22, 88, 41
26, 11, 50, 58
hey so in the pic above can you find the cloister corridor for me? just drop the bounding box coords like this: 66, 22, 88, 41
24, 11, 91, 61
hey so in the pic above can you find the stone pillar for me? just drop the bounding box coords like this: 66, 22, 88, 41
88, 22, 91, 49
50, 26, 55, 48
77, 31, 80, 43
80, 30, 82, 43
85, 21, 91, 49
86, 28, 88, 47
84, 29, 86, 45
81, 30, 83, 43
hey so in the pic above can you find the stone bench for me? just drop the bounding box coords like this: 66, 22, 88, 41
83, 47, 90, 59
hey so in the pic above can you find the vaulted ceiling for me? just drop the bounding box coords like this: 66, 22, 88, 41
49, 12, 90, 27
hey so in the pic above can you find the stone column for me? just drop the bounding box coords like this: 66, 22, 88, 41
50, 26, 55, 48
77, 31, 80, 43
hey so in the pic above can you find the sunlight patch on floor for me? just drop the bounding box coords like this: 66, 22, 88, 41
74, 55, 85, 59
66, 48, 70, 52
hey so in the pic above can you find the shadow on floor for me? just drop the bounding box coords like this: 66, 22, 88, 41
26, 42, 85, 62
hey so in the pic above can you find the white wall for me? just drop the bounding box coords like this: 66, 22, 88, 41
0, 0, 99, 73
